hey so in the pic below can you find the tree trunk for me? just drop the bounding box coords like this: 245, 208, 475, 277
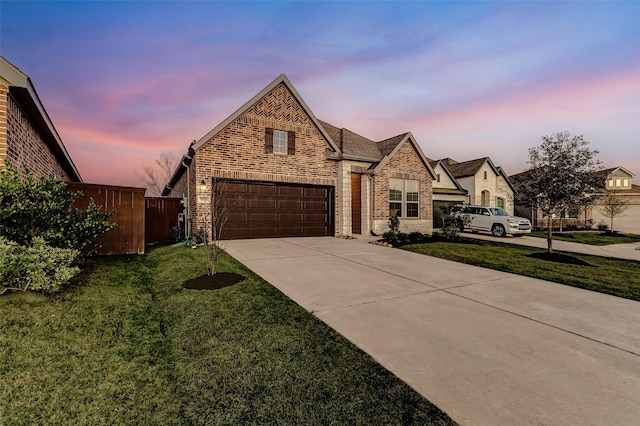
547, 216, 553, 254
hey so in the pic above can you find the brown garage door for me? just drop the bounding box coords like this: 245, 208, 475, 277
220, 181, 333, 239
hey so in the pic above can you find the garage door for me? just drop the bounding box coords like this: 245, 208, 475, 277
219, 181, 334, 239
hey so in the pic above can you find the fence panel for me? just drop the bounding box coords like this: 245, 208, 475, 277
145, 197, 183, 245
68, 182, 146, 255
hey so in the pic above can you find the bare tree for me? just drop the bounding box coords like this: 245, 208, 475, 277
203, 177, 229, 275
136, 150, 178, 196
515, 132, 604, 253
597, 191, 629, 233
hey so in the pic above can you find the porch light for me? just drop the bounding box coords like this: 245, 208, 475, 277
199, 180, 207, 192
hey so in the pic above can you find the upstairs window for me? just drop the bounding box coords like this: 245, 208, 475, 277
265, 128, 296, 155
389, 178, 419, 218
273, 130, 287, 154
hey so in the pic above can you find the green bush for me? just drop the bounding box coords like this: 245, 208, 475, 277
0, 236, 79, 294
0, 163, 115, 256
408, 231, 424, 243
382, 231, 397, 244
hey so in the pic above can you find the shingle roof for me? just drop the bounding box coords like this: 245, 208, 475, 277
319, 120, 382, 160
444, 157, 489, 178
377, 134, 407, 157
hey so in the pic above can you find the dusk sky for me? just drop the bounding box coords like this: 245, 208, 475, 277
2, 1, 639, 187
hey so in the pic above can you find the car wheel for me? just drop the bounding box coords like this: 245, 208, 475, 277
491, 224, 506, 237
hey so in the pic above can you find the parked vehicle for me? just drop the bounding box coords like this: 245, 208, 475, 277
451, 205, 532, 237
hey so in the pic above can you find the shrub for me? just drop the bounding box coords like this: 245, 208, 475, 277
408, 231, 424, 244
0, 237, 79, 294
397, 232, 408, 244
0, 163, 116, 256
597, 221, 609, 231
382, 231, 397, 244
388, 215, 400, 234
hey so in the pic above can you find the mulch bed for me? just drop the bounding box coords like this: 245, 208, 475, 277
527, 252, 595, 267
183, 272, 245, 290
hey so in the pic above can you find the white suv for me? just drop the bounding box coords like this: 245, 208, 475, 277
451, 205, 531, 237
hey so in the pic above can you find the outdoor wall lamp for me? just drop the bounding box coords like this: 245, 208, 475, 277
199, 180, 206, 192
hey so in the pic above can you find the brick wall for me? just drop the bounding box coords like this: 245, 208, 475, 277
0, 85, 7, 168
2, 90, 70, 180
190, 82, 338, 233
372, 141, 433, 234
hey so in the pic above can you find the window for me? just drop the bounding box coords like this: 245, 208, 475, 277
265, 128, 296, 155
389, 178, 419, 218
623, 178, 629, 187
436, 173, 440, 183
483, 171, 488, 180
496, 197, 505, 209
273, 130, 287, 154
608, 178, 615, 188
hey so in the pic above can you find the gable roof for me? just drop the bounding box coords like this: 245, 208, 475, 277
443, 157, 493, 179
428, 159, 468, 194
372, 132, 436, 178
1, 56, 82, 182
191, 74, 340, 154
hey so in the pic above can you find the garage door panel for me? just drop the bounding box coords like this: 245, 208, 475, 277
278, 186, 304, 196
249, 199, 276, 209
219, 180, 332, 239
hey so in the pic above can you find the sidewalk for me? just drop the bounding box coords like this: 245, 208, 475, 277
461, 233, 640, 261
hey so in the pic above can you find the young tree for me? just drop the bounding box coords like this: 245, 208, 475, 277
516, 132, 604, 253
136, 149, 178, 196
597, 191, 629, 233
201, 177, 229, 275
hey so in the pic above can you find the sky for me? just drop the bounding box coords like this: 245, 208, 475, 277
2, 1, 639, 187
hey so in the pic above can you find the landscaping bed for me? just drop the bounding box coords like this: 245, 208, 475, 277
528, 230, 640, 245
0, 246, 454, 425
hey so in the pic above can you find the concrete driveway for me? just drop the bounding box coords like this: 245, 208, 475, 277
224, 237, 640, 426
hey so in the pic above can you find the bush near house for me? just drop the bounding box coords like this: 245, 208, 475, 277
0, 163, 116, 294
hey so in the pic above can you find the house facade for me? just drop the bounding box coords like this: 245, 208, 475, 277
511, 167, 639, 233
0, 56, 81, 182
591, 167, 639, 233
428, 159, 469, 228
163, 74, 435, 239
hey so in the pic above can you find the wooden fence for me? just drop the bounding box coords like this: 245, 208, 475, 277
68, 182, 146, 255
145, 197, 183, 245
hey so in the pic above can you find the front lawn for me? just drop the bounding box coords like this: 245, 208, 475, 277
403, 239, 640, 302
0, 246, 454, 425
528, 230, 640, 245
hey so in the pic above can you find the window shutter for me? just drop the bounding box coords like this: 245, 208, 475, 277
287, 131, 296, 155
265, 128, 274, 153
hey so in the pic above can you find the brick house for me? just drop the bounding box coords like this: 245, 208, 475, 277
163, 74, 436, 239
0, 56, 81, 182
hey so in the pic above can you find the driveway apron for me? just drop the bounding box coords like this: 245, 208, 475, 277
224, 237, 640, 426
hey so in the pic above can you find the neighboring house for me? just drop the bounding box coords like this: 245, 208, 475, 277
437, 157, 515, 214
0, 56, 81, 182
591, 167, 639, 233
427, 159, 468, 228
163, 74, 436, 239
510, 166, 639, 233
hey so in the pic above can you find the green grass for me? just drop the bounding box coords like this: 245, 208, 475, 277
403, 239, 640, 301
529, 230, 640, 245
0, 246, 454, 425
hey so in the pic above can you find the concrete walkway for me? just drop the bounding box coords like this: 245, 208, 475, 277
224, 237, 640, 426
462, 232, 640, 261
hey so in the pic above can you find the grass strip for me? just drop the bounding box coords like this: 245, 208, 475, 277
403, 239, 640, 302
528, 231, 640, 245
1, 246, 454, 425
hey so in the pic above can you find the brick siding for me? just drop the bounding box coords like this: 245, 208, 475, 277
372, 141, 433, 234
189, 82, 338, 233
1, 90, 70, 180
